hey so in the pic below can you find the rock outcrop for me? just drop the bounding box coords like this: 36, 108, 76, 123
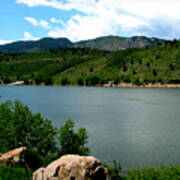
0, 147, 26, 165
33, 155, 110, 180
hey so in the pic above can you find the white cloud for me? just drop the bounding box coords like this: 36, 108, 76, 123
48, 12, 150, 41
17, 0, 180, 40
24, 31, 39, 40
25, 17, 38, 26
40, 20, 50, 29
25, 16, 50, 29
51, 18, 66, 26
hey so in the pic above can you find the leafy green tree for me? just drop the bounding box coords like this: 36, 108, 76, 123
169, 64, 175, 71
0, 100, 58, 166
114, 77, 120, 85
34, 74, 43, 84
77, 77, 84, 86
89, 67, 94, 72
43, 75, 52, 85
61, 77, 70, 85
89, 75, 100, 85
153, 69, 157, 77
58, 119, 90, 156
123, 66, 127, 72
146, 62, 150, 68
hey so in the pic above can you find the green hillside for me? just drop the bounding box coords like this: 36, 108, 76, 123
0, 40, 180, 86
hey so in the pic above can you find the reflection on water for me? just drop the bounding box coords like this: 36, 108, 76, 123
0, 86, 180, 169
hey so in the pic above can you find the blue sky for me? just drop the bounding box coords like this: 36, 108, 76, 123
1, 0, 180, 45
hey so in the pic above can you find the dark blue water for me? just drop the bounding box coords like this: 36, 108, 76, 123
0, 86, 180, 169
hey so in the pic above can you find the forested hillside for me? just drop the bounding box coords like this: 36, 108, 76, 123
0, 40, 179, 86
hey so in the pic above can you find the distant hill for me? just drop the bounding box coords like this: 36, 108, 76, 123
0, 38, 73, 54
0, 36, 164, 53
74, 36, 163, 51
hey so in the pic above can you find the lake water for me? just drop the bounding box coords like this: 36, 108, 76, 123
0, 86, 180, 170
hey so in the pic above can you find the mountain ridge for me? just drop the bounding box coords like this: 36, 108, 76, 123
0, 35, 165, 53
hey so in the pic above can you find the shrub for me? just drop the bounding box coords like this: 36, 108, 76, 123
0, 166, 28, 180
114, 77, 120, 85
61, 78, 70, 85
103, 161, 123, 180
153, 69, 157, 77
146, 62, 150, 68
169, 64, 175, 71
58, 119, 90, 156
34, 74, 43, 84
43, 75, 52, 85
77, 78, 84, 86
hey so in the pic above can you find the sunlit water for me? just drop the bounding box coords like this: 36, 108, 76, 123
0, 86, 180, 170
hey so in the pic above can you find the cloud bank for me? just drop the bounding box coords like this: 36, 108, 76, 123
14, 0, 180, 41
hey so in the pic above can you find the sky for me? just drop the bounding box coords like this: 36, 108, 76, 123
1, 0, 180, 45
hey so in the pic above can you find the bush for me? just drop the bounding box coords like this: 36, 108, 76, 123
103, 161, 123, 180
126, 165, 180, 180
58, 119, 90, 156
43, 75, 52, 85
0, 166, 28, 180
153, 69, 157, 77
77, 78, 84, 86
61, 78, 70, 85
88, 75, 100, 85
114, 77, 120, 85
34, 74, 43, 84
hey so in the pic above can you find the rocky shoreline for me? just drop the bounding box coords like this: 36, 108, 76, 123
104, 83, 180, 88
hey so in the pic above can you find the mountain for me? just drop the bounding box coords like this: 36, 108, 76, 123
0, 38, 73, 54
0, 36, 164, 53
74, 36, 163, 51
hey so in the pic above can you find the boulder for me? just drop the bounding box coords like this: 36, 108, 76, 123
0, 147, 26, 165
33, 155, 110, 180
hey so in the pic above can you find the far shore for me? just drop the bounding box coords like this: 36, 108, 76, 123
1, 81, 180, 88
104, 82, 180, 88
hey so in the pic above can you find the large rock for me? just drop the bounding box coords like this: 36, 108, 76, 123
0, 147, 26, 165
33, 155, 110, 180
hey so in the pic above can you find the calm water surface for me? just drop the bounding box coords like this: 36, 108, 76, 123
0, 86, 180, 169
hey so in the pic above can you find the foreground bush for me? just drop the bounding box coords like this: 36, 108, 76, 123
125, 165, 180, 180
105, 164, 180, 180
0, 166, 28, 180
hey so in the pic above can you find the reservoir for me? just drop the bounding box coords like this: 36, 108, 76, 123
0, 86, 180, 170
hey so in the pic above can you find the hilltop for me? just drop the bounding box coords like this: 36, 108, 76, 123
0, 36, 163, 53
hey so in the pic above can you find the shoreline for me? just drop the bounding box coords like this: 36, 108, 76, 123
1, 81, 180, 88
104, 83, 180, 88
